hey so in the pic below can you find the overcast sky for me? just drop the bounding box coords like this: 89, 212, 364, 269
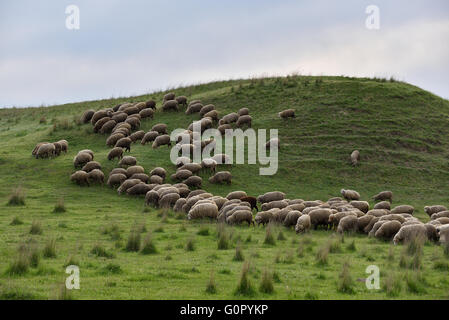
1, 0, 448, 108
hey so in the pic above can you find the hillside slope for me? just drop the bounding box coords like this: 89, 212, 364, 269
0, 76, 448, 299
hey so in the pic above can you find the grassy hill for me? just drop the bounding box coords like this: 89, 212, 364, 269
0, 75, 449, 299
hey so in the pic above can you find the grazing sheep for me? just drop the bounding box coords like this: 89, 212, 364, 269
176, 156, 191, 167
350, 150, 360, 166
227, 210, 254, 226
219, 112, 239, 125
145, 100, 156, 109
437, 225, 449, 244
236, 115, 252, 128
295, 215, 311, 233
278, 109, 295, 119
203, 110, 219, 121
107, 173, 127, 188
159, 193, 180, 208
393, 224, 429, 244
150, 167, 166, 179
337, 215, 358, 234
179, 163, 202, 174
52, 142, 62, 156
100, 120, 117, 134
357, 215, 375, 232
130, 173, 150, 183
111, 112, 128, 123
199, 104, 215, 117
364, 217, 380, 234
162, 100, 179, 112
106, 147, 123, 161
119, 156, 137, 167
183, 176, 202, 188
391, 205, 414, 215
152, 135, 171, 149
176, 96, 188, 107
265, 138, 280, 150
36, 143, 56, 159
209, 171, 232, 184
109, 168, 127, 176
81, 109, 95, 123
329, 211, 358, 228
226, 191, 247, 200
126, 165, 145, 177
163, 92, 175, 102
151, 123, 168, 134
93, 117, 111, 133
118, 179, 143, 195
261, 200, 289, 211
88, 169, 104, 184
139, 108, 154, 119
309, 208, 333, 229
141, 131, 159, 145
367, 209, 389, 217
240, 196, 258, 211
171, 169, 192, 181
106, 133, 125, 147
431, 211, 449, 220
284, 210, 302, 227
127, 183, 153, 196
435, 217, 449, 225
340, 189, 360, 201
379, 214, 406, 224
257, 191, 285, 204
238, 108, 249, 116
129, 130, 145, 142
188, 202, 219, 219
91, 110, 111, 125
373, 191, 393, 203
78, 149, 94, 159
71, 170, 90, 186
174, 198, 187, 212
124, 116, 140, 130
350, 200, 369, 213
57, 139, 68, 153
201, 158, 217, 173
374, 201, 391, 210
123, 105, 139, 115
115, 137, 132, 152
255, 211, 273, 226
375, 220, 402, 240
185, 103, 203, 115
212, 153, 231, 165
32, 142, 49, 156
217, 124, 232, 136
149, 175, 162, 184
82, 161, 101, 173
73, 152, 92, 168
424, 205, 447, 217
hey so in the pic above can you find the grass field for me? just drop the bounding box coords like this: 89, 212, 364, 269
1, 75, 449, 300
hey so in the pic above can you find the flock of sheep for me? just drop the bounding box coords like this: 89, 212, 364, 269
32, 92, 449, 247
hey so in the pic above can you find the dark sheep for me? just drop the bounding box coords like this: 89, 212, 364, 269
107, 147, 123, 161
107, 173, 127, 188
139, 108, 154, 119
175, 96, 188, 107
236, 115, 252, 128
162, 100, 179, 112
145, 100, 156, 109
81, 161, 101, 173
278, 109, 295, 119
129, 130, 145, 142
88, 169, 104, 184
106, 133, 125, 147
81, 109, 95, 123
151, 123, 168, 134
100, 120, 117, 134
183, 176, 202, 188
163, 92, 175, 102
111, 112, 128, 123
73, 152, 92, 168
373, 191, 393, 203
115, 137, 132, 152
127, 183, 153, 196
93, 117, 111, 133
240, 196, 258, 211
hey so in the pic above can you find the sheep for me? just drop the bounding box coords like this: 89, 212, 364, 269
150, 167, 166, 179
379, 214, 406, 224
187, 189, 207, 198
309, 208, 333, 229
52, 142, 62, 156
219, 205, 251, 222
217, 124, 232, 136
240, 196, 258, 211
295, 215, 311, 233
284, 210, 302, 227
36, 143, 55, 159
188, 202, 219, 219
91, 110, 111, 125
254, 211, 273, 226
340, 189, 360, 201
363, 217, 380, 234
212, 154, 231, 165
391, 205, 414, 215
123, 105, 139, 115
368, 221, 388, 237
71, 170, 90, 186
78, 149, 94, 159
183, 176, 202, 188
174, 198, 187, 212
129, 130, 145, 142
119, 179, 143, 195
170, 170, 191, 181
375, 220, 402, 240
125, 117, 140, 130
179, 163, 202, 174
115, 137, 132, 152
106, 148, 123, 162
109, 168, 127, 177
349, 200, 369, 213
209, 171, 232, 184
162, 100, 179, 112
130, 173, 150, 183
163, 92, 175, 102
357, 215, 375, 232
176, 156, 191, 167
337, 215, 358, 234
188, 118, 212, 133
141, 131, 159, 145
367, 209, 389, 217
257, 191, 285, 204
238, 108, 249, 116
236, 115, 252, 128
111, 112, 128, 123
435, 217, 449, 225
329, 211, 358, 228
437, 225, 449, 244
57, 139, 68, 153
176, 96, 188, 107
374, 201, 391, 210
82, 161, 101, 173
32, 142, 49, 156
199, 104, 215, 117
278, 109, 295, 119
219, 112, 239, 125
119, 156, 137, 167
185, 103, 203, 115
424, 205, 447, 217
139, 108, 154, 119
150, 175, 163, 184
93, 117, 111, 133
261, 200, 288, 211
159, 193, 180, 208
201, 158, 217, 173
112, 122, 131, 133
350, 150, 360, 166
145, 100, 156, 109
127, 183, 153, 196
203, 110, 219, 121
226, 210, 254, 226
393, 224, 430, 244
152, 135, 171, 149
106, 133, 125, 147
100, 120, 117, 134
431, 211, 449, 220
287, 203, 305, 211
151, 123, 168, 134
73, 152, 92, 168
107, 173, 127, 188
81, 109, 95, 123
226, 191, 247, 200
88, 169, 104, 184
373, 191, 393, 203
126, 165, 145, 177
265, 138, 280, 150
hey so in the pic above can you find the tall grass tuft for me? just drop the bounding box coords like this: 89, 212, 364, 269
384, 273, 402, 297
29, 221, 42, 235
316, 243, 329, 266
233, 244, 244, 261
43, 238, 57, 258
259, 269, 274, 294
7, 253, 30, 275
125, 231, 141, 252
264, 225, 276, 246
205, 272, 217, 294
140, 233, 157, 255
234, 261, 255, 296
337, 262, 355, 294
185, 238, 195, 251
8, 187, 25, 206
217, 230, 230, 250
91, 244, 115, 258
53, 198, 66, 213
10, 216, 23, 226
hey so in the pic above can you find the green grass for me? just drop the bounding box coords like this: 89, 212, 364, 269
1, 75, 449, 299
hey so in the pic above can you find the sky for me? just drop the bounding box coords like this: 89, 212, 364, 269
0, 0, 448, 108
